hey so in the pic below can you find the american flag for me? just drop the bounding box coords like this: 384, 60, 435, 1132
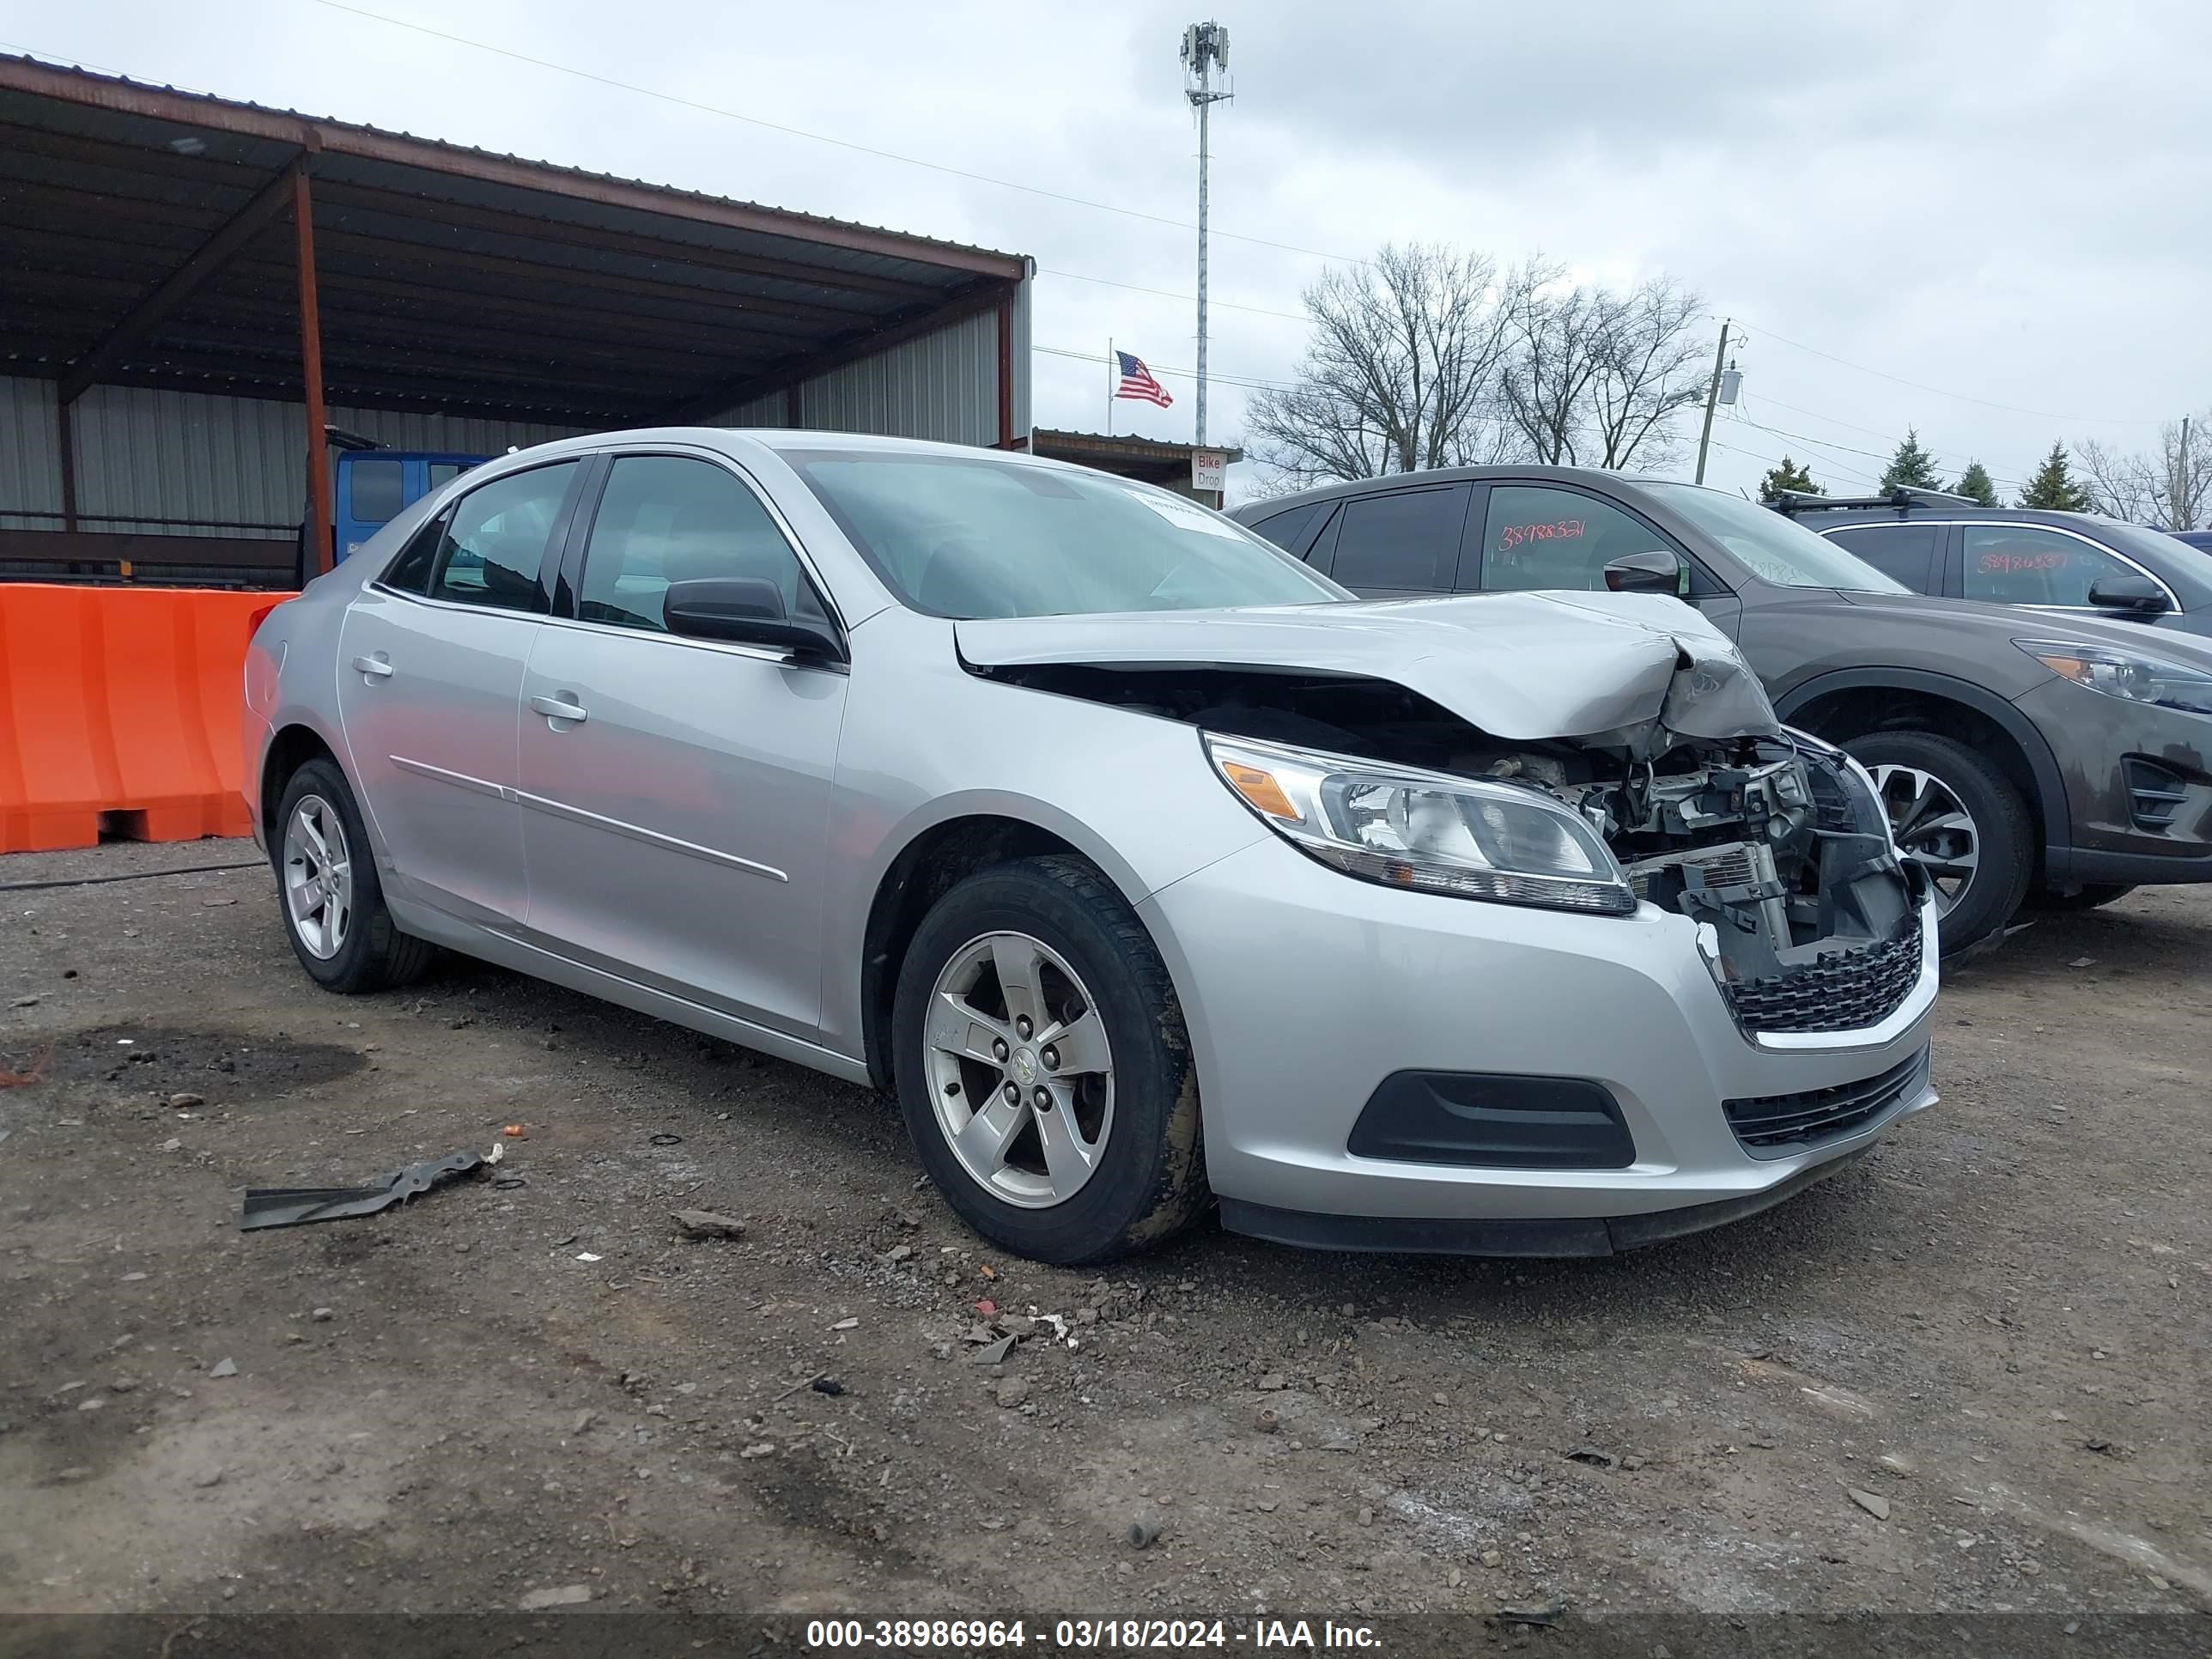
1115, 351, 1174, 408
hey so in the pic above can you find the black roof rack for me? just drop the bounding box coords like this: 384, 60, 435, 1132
1769, 486, 1979, 517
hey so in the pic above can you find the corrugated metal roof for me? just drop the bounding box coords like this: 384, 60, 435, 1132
0, 54, 1029, 428
0, 54, 1022, 273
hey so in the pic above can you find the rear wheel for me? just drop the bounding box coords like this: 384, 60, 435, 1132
1844, 731, 2033, 956
892, 855, 1206, 1264
274, 758, 436, 994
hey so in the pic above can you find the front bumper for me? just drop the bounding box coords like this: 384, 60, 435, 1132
1140, 839, 1939, 1253
2017, 677, 2212, 888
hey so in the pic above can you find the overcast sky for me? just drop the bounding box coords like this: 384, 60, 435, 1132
9, 0, 2209, 501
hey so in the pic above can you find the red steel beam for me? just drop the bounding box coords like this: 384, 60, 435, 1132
295, 168, 333, 578
58, 155, 304, 404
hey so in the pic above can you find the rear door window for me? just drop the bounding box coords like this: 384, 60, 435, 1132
1243, 501, 1324, 558
1327, 486, 1468, 594
404, 462, 578, 612
1822, 521, 1941, 592
1962, 524, 2141, 609
1480, 484, 1678, 592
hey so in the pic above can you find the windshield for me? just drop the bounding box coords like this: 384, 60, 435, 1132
786, 451, 1346, 618
1640, 482, 1910, 593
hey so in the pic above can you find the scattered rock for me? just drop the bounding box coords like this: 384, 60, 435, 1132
1480, 1549, 1504, 1569
518, 1584, 593, 1610
1879, 1451, 1917, 1476
672, 1209, 746, 1240
892, 1208, 922, 1230
191, 1468, 223, 1489
209, 1358, 238, 1379
311, 1307, 334, 1322
1256, 1372, 1288, 1391
11, 995, 39, 1008
830, 1316, 860, 1331
995, 1376, 1031, 1410
572, 1410, 596, 1435
2069, 956, 2097, 969
1255, 1407, 1280, 1435
167, 1091, 204, 1109
159, 1139, 182, 1153
739, 1443, 778, 1459
811, 1376, 846, 1397
1357, 1506, 1374, 1527
1846, 1486, 1892, 1521
76, 1395, 106, 1412
1564, 1446, 1619, 1469
885, 1244, 915, 1264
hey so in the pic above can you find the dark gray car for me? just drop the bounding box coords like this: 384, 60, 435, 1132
1779, 495, 2212, 639
1233, 467, 2212, 951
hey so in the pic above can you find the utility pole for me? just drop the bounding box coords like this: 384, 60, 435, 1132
1693, 317, 1730, 486
1106, 337, 1114, 435
2181, 412, 2193, 529
1181, 21, 1231, 447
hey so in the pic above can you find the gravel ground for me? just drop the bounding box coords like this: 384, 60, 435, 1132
2, 838, 2208, 1627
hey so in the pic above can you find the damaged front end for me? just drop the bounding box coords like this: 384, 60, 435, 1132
964, 603, 1927, 1041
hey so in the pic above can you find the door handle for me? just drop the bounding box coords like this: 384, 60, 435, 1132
531, 694, 589, 725
350, 653, 393, 679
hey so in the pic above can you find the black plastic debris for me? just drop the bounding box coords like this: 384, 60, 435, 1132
239, 1151, 484, 1231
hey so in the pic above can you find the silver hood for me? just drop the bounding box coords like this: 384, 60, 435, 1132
957, 591, 1780, 748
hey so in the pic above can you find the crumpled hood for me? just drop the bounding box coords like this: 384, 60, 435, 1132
956, 591, 1781, 745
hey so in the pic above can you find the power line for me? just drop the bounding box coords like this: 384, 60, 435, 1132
1729, 411, 2028, 489
1039, 268, 1309, 325
1730, 317, 2164, 428
1741, 391, 2029, 477
306, 1, 1365, 267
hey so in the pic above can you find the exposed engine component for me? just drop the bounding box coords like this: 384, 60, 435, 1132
972, 658, 1922, 1026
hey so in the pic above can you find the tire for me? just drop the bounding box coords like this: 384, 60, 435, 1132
2025, 882, 2136, 913
892, 855, 1207, 1264
272, 757, 436, 994
1844, 730, 2033, 957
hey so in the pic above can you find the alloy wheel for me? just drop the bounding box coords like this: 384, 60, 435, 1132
1869, 763, 1978, 918
923, 931, 1115, 1209
282, 793, 355, 960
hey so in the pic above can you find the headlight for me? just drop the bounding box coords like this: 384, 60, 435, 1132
2017, 638, 2212, 718
1202, 733, 1636, 915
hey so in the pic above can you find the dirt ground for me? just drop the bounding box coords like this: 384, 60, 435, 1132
3, 836, 2209, 1632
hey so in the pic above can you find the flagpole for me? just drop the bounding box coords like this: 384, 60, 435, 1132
1105, 337, 1113, 435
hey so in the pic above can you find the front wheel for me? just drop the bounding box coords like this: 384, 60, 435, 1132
1845, 731, 2033, 957
891, 856, 1207, 1264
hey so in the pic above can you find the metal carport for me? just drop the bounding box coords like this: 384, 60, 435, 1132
0, 55, 1032, 586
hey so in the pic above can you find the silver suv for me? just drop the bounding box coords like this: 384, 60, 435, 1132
246, 431, 1936, 1263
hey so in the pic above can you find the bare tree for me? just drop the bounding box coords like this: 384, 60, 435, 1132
2078, 417, 2212, 529
1245, 245, 1522, 489
1498, 263, 1602, 465
1499, 269, 1708, 468
1587, 276, 1711, 470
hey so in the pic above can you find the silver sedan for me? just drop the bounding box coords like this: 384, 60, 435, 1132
245, 429, 1938, 1262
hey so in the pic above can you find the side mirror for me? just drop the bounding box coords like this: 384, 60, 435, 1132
2086, 572, 2169, 616
664, 577, 848, 663
1602, 550, 1686, 596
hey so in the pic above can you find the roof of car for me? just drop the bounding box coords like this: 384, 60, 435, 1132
1227, 465, 1673, 521
1796, 503, 2108, 530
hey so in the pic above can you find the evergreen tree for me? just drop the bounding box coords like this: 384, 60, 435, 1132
1758, 455, 1821, 503
2018, 442, 2093, 511
1879, 428, 1943, 493
1952, 460, 1999, 506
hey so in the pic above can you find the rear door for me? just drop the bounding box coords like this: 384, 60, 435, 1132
515, 450, 848, 1036
336, 458, 584, 925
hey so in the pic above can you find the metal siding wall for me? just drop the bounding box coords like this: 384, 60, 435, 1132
719, 389, 788, 428
796, 306, 998, 446
20, 383, 588, 539
0, 376, 64, 530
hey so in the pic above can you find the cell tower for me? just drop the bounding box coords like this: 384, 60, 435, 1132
1180, 20, 1231, 447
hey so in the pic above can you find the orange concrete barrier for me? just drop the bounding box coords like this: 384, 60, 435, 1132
0, 584, 295, 854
